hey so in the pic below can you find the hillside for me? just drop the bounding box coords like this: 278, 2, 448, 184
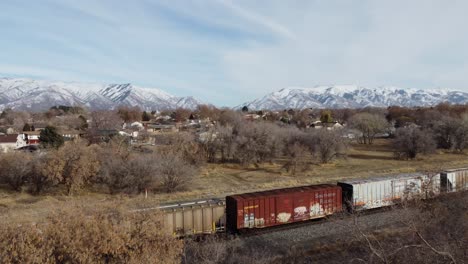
0, 78, 203, 111
239, 85, 468, 110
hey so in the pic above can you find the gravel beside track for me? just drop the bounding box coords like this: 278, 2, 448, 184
235, 206, 415, 254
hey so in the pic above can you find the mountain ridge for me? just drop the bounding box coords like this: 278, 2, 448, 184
238, 85, 468, 110
0, 77, 202, 111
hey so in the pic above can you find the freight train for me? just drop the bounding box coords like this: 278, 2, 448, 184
158, 168, 468, 236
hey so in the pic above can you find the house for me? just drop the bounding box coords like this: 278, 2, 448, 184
146, 124, 178, 133
59, 130, 82, 141
0, 134, 19, 152
309, 121, 343, 130
244, 114, 261, 121
18, 131, 41, 147
130, 121, 144, 130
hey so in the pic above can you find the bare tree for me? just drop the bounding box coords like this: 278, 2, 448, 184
283, 141, 309, 175
452, 114, 468, 152
0, 152, 33, 191
44, 138, 101, 195
87, 110, 123, 143
117, 106, 142, 122
349, 113, 390, 144
30, 152, 64, 194
173, 108, 191, 122
155, 154, 197, 193
2, 110, 31, 132
304, 129, 347, 164
393, 127, 436, 160
433, 116, 459, 149
196, 104, 220, 121
99, 152, 158, 194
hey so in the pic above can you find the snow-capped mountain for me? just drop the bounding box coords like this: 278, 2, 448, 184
239, 85, 468, 110
0, 78, 203, 111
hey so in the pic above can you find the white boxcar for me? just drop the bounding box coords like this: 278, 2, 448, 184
441, 168, 468, 192
160, 199, 225, 236
338, 173, 441, 211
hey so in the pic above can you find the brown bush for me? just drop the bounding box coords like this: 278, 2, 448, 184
0, 152, 33, 191
0, 206, 183, 264
156, 154, 197, 193
42, 139, 101, 195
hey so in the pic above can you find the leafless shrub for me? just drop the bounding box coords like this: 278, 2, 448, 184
29, 153, 63, 194
345, 194, 467, 264
0, 152, 33, 191
393, 127, 436, 160
117, 106, 142, 122
304, 129, 348, 164
349, 113, 390, 144
42, 138, 101, 195
99, 153, 158, 194
0, 206, 183, 264
87, 110, 122, 143
452, 114, 468, 152
183, 237, 280, 264
160, 132, 206, 166
156, 154, 197, 193
283, 141, 309, 175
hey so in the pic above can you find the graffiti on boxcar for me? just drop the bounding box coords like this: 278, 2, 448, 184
361, 200, 393, 209
309, 203, 324, 217
244, 213, 256, 227
254, 218, 265, 226
293, 206, 307, 218
277, 212, 291, 223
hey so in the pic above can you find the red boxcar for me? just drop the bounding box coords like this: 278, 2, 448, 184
226, 184, 342, 232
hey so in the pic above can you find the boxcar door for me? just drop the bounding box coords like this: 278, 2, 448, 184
293, 193, 309, 221
275, 196, 293, 224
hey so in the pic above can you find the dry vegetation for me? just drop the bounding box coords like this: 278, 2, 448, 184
1, 138, 467, 226
0, 203, 183, 264
1, 104, 468, 263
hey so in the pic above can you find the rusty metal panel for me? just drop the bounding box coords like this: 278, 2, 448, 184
226, 184, 342, 232
338, 173, 437, 211
441, 168, 468, 192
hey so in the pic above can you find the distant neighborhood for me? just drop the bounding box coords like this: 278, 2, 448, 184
0, 105, 364, 153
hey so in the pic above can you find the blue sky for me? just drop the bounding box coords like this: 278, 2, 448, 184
1, 0, 468, 106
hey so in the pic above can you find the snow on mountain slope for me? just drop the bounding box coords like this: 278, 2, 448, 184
0, 78, 202, 111
238, 85, 468, 110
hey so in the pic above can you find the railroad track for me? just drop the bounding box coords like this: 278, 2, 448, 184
232, 205, 394, 238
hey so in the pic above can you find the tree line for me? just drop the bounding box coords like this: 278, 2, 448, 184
0, 136, 199, 195
3, 103, 468, 195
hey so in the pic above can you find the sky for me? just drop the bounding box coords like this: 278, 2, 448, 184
1, 0, 468, 106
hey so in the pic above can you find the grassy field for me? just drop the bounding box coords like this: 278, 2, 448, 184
1, 139, 467, 224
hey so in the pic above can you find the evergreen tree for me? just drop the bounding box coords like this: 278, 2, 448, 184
320, 110, 333, 123
22, 123, 31, 131
241, 106, 249, 112
40, 126, 64, 149
142, 111, 151, 122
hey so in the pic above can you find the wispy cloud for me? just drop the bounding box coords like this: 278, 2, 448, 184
1, 0, 468, 106
216, 0, 296, 40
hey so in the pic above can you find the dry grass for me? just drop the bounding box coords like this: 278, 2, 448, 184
1, 139, 467, 224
